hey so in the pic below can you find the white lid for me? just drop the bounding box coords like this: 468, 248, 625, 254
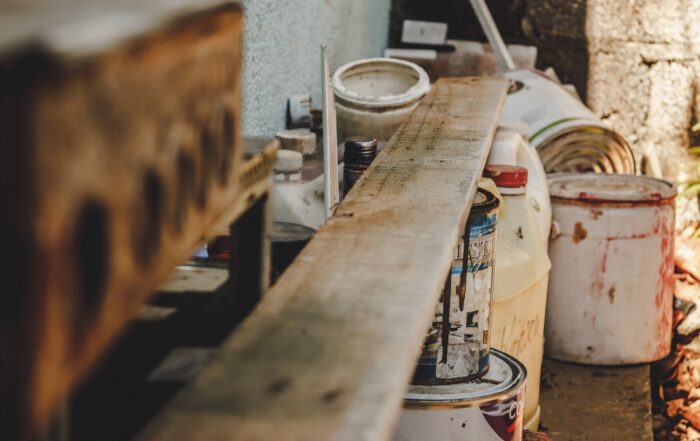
275, 149, 303, 173
548, 173, 676, 202
498, 121, 529, 139
332, 58, 430, 108
276, 129, 315, 142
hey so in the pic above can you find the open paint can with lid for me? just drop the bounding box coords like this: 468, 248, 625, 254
395, 349, 526, 441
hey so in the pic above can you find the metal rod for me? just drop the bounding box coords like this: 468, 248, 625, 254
468, 0, 515, 71
321, 44, 340, 221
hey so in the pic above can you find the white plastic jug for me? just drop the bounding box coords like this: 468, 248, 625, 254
487, 126, 551, 249
484, 165, 551, 432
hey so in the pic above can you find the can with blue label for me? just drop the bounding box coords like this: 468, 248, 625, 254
414, 188, 499, 384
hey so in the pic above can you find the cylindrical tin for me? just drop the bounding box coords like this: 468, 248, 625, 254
546, 173, 676, 364
396, 349, 526, 441
414, 189, 499, 384
501, 69, 635, 174
343, 136, 377, 196
271, 222, 315, 284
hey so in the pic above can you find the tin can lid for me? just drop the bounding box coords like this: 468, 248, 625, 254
404, 349, 526, 404
548, 173, 677, 202
471, 188, 499, 213
271, 222, 316, 243
483, 165, 528, 188
275, 149, 303, 173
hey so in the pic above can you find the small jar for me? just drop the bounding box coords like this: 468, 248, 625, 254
274, 150, 303, 182
343, 136, 377, 196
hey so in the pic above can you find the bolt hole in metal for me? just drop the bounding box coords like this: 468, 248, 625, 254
219, 107, 234, 184
198, 125, 216, 208
507, 80, 524, 94
133, 169, 164, 266
198, 108, 232, 207
72, 199, 109, 344
174, 150, 196, 232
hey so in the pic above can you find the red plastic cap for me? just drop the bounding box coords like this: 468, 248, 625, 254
483, 165, 528, 187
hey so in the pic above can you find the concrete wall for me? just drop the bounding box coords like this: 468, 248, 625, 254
241, 0, 391, 139
390, 0, 700, 179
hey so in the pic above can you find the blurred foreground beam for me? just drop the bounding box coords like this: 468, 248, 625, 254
0, 2, 257, 439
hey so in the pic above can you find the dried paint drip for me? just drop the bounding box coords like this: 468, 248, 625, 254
414, 189, 499, 384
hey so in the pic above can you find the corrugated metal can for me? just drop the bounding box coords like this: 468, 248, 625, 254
546, 173, 676, 364
395, 349, 526, 441
414, 189, 499, 384
501, 69, 635, 174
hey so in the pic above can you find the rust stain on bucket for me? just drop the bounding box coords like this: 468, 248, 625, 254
572, 222, 587, 243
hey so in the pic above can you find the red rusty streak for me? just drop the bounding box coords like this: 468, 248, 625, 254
591, 240, 610, 300
654, 215, 674, 358
553, 195, 675, 208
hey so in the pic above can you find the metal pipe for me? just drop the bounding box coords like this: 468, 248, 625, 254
468, 0, 515, 71
321, 44, 340, 221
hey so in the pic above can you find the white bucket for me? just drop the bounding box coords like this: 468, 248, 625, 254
395, 349, 526, 441
546, 173, 676, 364
332, 58, 430, 142
500, 69, 635, 174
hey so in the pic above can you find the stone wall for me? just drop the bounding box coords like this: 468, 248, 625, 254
390, 0, 700, 178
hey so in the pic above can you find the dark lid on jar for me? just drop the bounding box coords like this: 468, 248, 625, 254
483, 164, 528, 187
344, 136, 378, 168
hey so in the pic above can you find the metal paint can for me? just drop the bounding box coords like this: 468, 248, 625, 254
395, 349, 526, 441
414, 189, 499, 384
501, 69, 635, 174
343, 136, 378, 196
546, 173, 676, 364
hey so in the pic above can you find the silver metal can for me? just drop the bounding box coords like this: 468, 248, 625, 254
546, 173, 676, 364
395, 349, 527, 441
414, 189, 499, 384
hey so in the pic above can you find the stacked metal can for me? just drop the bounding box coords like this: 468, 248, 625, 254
396, 185, 528, 441
413, 188, 500, 383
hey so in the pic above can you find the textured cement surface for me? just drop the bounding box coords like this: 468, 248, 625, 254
539, 358, 653, 441
241, 0, 391, 139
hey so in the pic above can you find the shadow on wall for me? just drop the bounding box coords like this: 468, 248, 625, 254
391, 0, 700, 179
241, 0, 391, 139
389, 0, 589, 100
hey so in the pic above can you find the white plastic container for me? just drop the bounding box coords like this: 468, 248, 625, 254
395, 349, 526, 441
483, 165, 550, 431
332, 58, 430, 142
488, 126, 551, 249
500, 69, 635, 174
271, 150, 325, 229
546, 173, 676, 364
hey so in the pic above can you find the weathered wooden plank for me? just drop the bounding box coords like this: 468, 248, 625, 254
139, 77, 508, 441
